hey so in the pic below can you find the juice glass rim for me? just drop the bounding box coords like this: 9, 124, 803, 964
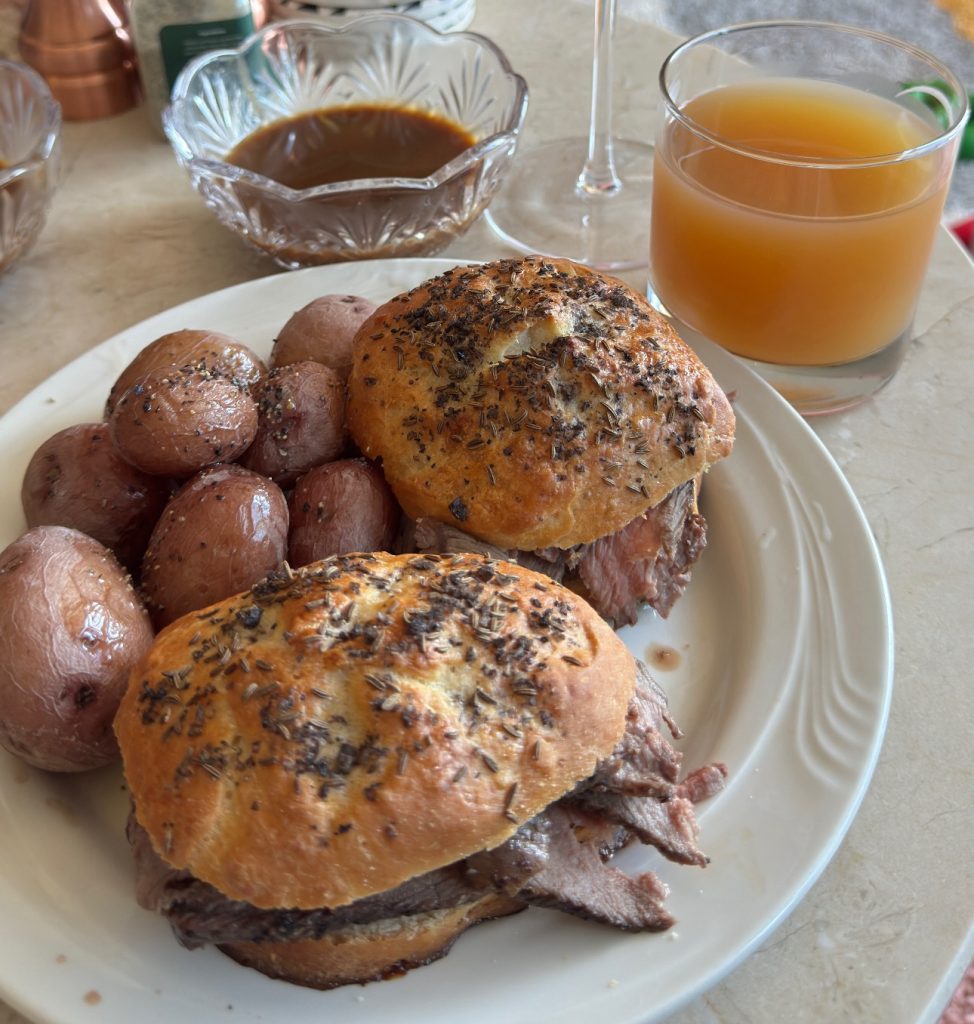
658, 19, 971, 170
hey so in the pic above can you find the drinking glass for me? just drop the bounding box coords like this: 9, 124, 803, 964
484, 0, 653, 271
648, 21, 968, 415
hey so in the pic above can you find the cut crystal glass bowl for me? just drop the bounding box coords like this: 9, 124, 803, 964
164, 16, 528, 268
0, 59, 61, 276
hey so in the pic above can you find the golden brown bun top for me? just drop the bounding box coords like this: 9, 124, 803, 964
115, 552, 634, 910
346, 257, 735, 550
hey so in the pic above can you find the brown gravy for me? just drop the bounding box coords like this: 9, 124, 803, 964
226, 105, 476, 190
647, 644, 682, 671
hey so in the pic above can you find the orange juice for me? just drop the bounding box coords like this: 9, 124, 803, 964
650, 78, 952, 365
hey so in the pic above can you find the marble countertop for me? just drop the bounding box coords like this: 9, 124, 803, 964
1, 2, 973, 1022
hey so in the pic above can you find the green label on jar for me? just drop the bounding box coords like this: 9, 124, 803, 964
159, 15, 255, 93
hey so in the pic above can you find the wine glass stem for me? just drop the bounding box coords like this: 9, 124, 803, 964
577, 0, 622, 199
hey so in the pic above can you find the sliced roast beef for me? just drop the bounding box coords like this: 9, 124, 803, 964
406, 518, 506, 562
557, 802, 633, 862
466, 805, 673, 931
513, 805, 674, 931
463, 814, 552, 892
577, 480, 706, 627
677, 762, 728, 804
586, 661, 685, 799
131, 806, 671, 945
181, 864, 482, 947
404, 479, 705, 627
407, 518, 573, 581
128, 811, 194, 911
571, 761, 727, 868
129, 812, 486, 948
518, 545, 583, 581
570, 789, 708, 867
575, 661, 727, 866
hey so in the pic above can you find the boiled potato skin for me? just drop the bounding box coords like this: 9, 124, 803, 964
0, 526, 154, 772
105, 329, 266, 417
288, 459, 399, 567
270, 295, 376, 381
239, 361, 347, 486
109, 366, 258, 478
140, 463, 288, 628
20, 422, 169, 571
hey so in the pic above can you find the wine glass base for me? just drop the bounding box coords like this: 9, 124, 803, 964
484, 136, 654, 271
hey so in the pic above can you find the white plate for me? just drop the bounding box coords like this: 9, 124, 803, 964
0, 259, 893, 1024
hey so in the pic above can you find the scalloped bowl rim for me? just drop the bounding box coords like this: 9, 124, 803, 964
0, 59, 61, 191
162, 15, 530, 200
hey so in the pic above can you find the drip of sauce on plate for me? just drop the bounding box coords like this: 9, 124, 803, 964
225, 105, 476, 189
45, 795, 80, 826
83, 990, 102, 1005
648, 644, 681, 671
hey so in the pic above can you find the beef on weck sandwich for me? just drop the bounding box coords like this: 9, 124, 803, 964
115, 552, 726, 989
346, 256, 735, 627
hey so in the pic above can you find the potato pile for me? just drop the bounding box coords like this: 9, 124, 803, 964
0, 293, 400, 773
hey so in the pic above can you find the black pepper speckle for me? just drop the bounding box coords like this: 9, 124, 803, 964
449, 496, 469, 521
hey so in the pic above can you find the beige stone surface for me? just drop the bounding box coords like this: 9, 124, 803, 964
0, 2, 972, 1022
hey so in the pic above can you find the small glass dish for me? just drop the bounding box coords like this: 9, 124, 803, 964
163, 16, 528, 268
0, 60, 61, 276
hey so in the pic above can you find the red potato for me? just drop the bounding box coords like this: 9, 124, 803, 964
105, 328, 266, 417
140, 463, 288, 628
270, 295, 376, 381
20, 422, 170, 571
288, 459, 399, 567
239, 361, 347, 486
109, 365, 259, 478
0, 526, 154, 772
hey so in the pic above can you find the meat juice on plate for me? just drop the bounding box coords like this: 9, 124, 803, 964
650, 78, 952, 366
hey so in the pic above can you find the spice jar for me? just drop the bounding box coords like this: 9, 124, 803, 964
129, 0, 256, 130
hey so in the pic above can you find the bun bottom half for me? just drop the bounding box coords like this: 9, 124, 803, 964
219, 893, 526, 990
